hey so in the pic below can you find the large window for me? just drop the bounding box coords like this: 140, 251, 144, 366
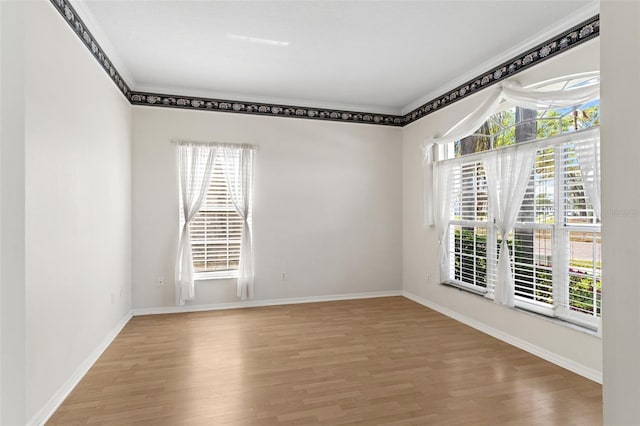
444, 98, 601, 329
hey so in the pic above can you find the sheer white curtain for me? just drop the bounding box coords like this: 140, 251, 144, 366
501, 80, 599, 110
422, 73, 599, 226
222, 146, 256, 300
433, 161, 460, 282
175, 143, 218, 306
573, 132, 601, 220
422, 144, 435, 227
484, 144, 537, 306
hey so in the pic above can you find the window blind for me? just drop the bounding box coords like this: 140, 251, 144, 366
454, 161, 488, 222
449, 160, 491, 291
560, 141, 601, 324
442, 127, 601, 328
188, 152, 243, 276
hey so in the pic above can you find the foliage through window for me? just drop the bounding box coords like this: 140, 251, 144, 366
444, 87, 601, 329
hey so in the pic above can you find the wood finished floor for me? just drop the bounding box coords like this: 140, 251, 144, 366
48, 297, 602, 425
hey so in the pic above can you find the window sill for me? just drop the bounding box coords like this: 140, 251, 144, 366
194, 271, 238, 281
440, 281, 600, 338
512, 305, 599, 337
442, 280, 488, 296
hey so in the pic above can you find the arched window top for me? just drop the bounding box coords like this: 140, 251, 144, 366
452, 73, 600, 158
525, 72, 599, 91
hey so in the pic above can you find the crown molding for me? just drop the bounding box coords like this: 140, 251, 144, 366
400, 13, 600, 125
49, 0, 131, 99
401, 1, 600, 116
133, 83, 402, 116
48, 0, 600, 128
129, 90, 405, 126
69, 0, 137, 88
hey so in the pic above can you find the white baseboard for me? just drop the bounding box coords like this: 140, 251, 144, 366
29, 311, 133, 426
131, 290, 403, 316
402, 290, 603, 384
31, 289, 598, 426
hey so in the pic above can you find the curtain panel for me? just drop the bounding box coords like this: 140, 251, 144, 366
433, 160, 461, 283
422, 73, 600, 227
484, 144, 537, 306
222, 146, 256, 300
175, 143, 218, 306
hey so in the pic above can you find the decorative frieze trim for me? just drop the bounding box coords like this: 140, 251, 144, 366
49, 0, 131, 99
402, 15, 600, 125
49, 0, 599, 127
129, 91, 405, 126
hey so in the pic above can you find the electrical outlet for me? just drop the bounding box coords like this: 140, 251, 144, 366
426, 273, 432, 283
281, 272, 287, 281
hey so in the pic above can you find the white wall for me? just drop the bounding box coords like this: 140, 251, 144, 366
132, 107, 402, 309
5, 1, 621, 422
402, 39, 603, 377
601, 2, 640, 424
1, 1, 26, 424
24, 1, 132, 421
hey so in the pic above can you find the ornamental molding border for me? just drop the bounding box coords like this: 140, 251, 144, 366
50, 0, 131, 99
401, 15, 600, 125
129, 91, 405, 126
49, 0, 599, 127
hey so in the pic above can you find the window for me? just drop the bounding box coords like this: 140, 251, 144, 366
179, 148, 254, 281
176, 142, 255, 303
449, 160, 491, 292
187, 153, 244, 279
443, 96, 601, 330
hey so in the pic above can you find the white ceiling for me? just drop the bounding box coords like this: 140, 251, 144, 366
78, 0, 599, 114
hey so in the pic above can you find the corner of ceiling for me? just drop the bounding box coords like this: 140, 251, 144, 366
131, 83, 404, 116
70, 0, 137, 89
400, 0, 601, 116
56, 0, 600, 127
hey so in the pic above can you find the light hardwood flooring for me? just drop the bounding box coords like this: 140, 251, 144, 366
48, 297, 602, 425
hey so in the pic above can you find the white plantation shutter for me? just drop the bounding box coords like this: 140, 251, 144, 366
516, 147, 555, 225
508, 131, 601, 325
447, 160, 491, 291
509, 228, 554, 307
455, 161, 489, 223
563, 140, 600, 225
510, 147, 555, 314
439, 127, 601, 329
189, 153, 244, 276
573, 134, 601, 219
558, 136, 601, 326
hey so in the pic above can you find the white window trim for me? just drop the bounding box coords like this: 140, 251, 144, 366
181, 151, 244, 278
440, 127, 601, 331
194, 270, 239, 281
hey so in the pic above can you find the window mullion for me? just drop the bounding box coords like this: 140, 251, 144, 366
553, 146, 568, 316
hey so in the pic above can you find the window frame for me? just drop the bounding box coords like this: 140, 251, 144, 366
180, 151, 245, 280
441, 127, 601, 331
